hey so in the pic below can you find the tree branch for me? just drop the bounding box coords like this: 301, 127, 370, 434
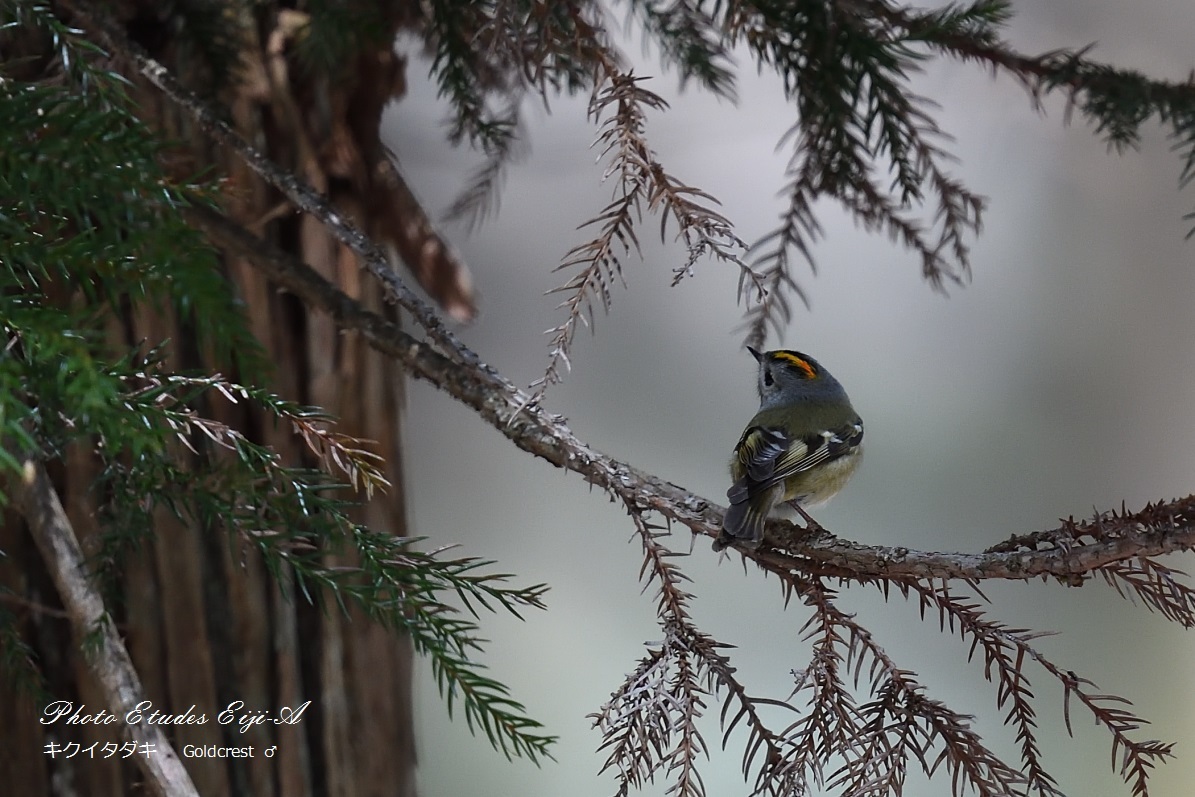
5, 456, 199, 797
883, 1, 1195, 102
187, 202, 1195, 585
29, 5, 1195, 796
69, 0, 1195, 587
72, 1, 1195, 589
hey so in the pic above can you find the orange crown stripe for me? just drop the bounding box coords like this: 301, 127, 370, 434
771, 351, 816, 379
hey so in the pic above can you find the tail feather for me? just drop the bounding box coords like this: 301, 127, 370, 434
715, 481, 775, 551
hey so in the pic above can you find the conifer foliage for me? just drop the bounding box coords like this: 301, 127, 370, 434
2, 2, 1195, 797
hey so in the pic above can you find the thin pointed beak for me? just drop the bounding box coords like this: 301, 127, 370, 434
747, 346, 763, 362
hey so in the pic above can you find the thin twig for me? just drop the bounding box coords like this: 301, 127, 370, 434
0, 591, 73, 621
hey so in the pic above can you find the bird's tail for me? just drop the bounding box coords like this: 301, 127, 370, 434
714, 481, 774, 551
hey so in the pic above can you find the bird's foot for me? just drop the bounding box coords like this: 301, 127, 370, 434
787, 501, 824, 533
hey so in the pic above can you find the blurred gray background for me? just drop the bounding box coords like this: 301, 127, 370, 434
383, 2, 1195, 795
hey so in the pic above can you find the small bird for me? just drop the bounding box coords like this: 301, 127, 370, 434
714, 347, 864, 551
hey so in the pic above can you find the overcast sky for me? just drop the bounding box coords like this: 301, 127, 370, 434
384, 4, 1195, 796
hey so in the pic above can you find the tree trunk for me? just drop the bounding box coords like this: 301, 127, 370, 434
0, 4, 417, 795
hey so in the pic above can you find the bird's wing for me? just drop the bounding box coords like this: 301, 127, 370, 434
731, 420, 863, 499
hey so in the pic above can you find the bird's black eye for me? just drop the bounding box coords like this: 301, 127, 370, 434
763, 369, 774, 387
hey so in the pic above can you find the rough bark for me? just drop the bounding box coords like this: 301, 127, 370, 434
0, 4, 417, 795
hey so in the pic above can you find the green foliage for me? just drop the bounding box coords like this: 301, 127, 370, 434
294, 0, 391, 75
0, 18, 262, 372
621, 0, 735, 98
0, 0, 557, 766
0, 54, 262, 466
0, 603, 49, 702
349, 536, 556, 762
156, 0, 246, 91
0, 0, 120, 94
85, 363, 557, 762
423, 0, 515, 150
6, 0, 1195, 790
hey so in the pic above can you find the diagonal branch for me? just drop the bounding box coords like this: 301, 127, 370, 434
4, 455, 199, 797
187, 202, 1195, 589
